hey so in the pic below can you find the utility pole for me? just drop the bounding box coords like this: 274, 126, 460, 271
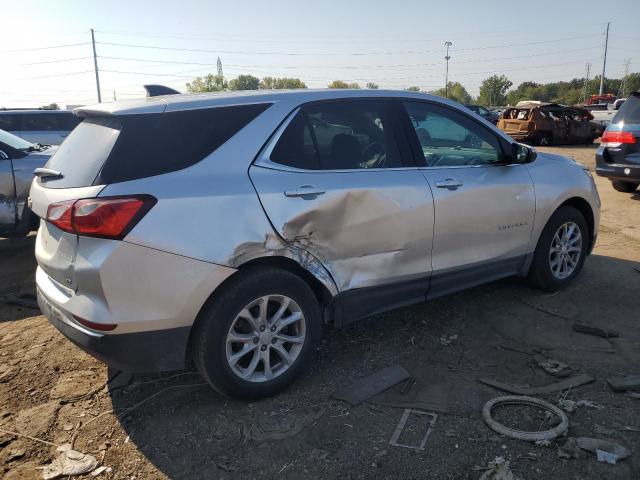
619, 58, 631, 97
444, 41, 452, 99
582, 61, 591, 103
217, 57, 223, 77
91, 29, 102, 103
599, 22, 609, 96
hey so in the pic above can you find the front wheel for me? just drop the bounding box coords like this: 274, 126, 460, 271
528, 206, 589, 292
192, 266, 321, 399
611, 180, 639, 193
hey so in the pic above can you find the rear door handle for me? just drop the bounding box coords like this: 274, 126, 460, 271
434, 178, 463, 190
284, 185, 326, 198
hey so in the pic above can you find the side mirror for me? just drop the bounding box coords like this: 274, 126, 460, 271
512, 143, 536, 164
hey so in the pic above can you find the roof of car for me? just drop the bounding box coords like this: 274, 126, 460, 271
74, 89, 447, 116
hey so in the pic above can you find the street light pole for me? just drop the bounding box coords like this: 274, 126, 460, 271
444, 41, 452, 99
599, 22, 609, 96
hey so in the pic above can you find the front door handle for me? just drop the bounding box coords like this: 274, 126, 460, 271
434, 178, 463, 190
284, 185, 326, 198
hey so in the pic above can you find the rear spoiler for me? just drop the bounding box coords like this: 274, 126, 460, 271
144, 85, 180, 97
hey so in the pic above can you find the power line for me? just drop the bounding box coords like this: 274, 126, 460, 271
7, 57, 92, 67
95, 33, 603, 57
16, 71, 94, 81
0, 42, 90, 54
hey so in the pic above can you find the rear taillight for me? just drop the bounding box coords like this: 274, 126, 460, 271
601, 130, 637, 147
46, 195, 156, 239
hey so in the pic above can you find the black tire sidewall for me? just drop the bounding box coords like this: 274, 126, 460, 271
194, 267, 321, 399
529, 206, 589, 292
611, 180, 639, 193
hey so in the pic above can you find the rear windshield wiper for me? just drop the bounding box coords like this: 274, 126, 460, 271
34, 168, 63, 179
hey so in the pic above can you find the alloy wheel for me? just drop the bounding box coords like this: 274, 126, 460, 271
225, 295, 306, 383
549, 221, 582, 279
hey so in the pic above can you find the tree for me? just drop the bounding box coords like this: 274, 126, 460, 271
366, 82, 379, 89
405, 86, 420, 92
327, 80, 360, 89
429, 82, 472, 104
185, 74, 227, 93
478, 75, 513, 106
259, 77, 307, 89
228, 75, 260, 91
40, 103, 60, 110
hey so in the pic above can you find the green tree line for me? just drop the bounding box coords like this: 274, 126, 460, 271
187, 71, 640, 107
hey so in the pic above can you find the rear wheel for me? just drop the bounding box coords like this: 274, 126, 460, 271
193, 266, 321, 399
611, 180, 639, 193
537, 132, 553, 146
528, 206, 589, 292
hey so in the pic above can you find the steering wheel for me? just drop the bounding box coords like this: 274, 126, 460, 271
361, 141, 387, 167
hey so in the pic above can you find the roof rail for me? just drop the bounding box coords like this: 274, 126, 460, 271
143, 85, 180, 97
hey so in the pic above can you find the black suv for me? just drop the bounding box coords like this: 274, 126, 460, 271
596, 92, 640, 192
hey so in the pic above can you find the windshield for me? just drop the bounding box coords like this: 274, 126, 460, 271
0, 128, 34, 150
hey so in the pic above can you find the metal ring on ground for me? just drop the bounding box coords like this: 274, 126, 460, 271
482, 395, 569, 441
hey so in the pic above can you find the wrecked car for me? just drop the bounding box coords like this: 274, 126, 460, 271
497, 101, 596, 146
0, 128, 55, 237
31, 89, 600, 399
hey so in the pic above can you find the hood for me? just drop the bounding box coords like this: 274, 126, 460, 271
536, 151, 583, 168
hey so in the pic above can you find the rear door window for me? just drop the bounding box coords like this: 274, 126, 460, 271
613, 94, 640, 123
23, 113, 63, 131
270, 100, 405, 170
41, 103, 271, 188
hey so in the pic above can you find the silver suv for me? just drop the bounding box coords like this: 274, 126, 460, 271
31, 90, 600, 399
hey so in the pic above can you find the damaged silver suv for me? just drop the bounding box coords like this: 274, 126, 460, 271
31, 89, 600, 399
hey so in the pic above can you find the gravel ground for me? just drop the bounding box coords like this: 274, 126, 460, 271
1, 144, 639, 479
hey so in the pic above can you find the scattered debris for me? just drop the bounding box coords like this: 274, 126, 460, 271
309, 448, 330, 460
575, 437, 630, 463
535, 356, 572, 377
482, 396, 569, 441
90, 466, 111, 477
557, 437, 584, 459
478, 374, 594, 395
607, 375, 640, 392
516, 295, 570, 319
620, 426, 640, 433
573, 322, 619, 339
400, 378, 415, 395
557, 399, 604, 413
498, 344, 534, 356
535, 439, 551, 447
7, 448, 26, 461
243, 405, 325, 442
477, 456, 516, 480
332, 365, 410, 406
389, 409, 437, 450
38, 444, 98, 479
629, 392, 640, 400
440, 334, 458, 346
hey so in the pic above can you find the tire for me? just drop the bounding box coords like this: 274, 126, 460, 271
192, 266, 321, 400
536, 132, 553, 147
611, 180, 639, 193
528, 206, 589, 292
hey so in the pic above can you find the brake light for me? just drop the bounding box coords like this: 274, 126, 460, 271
46, 195, 156, 239
73, 315, 117, 331
601, 131, 637, 147
46, 200, 75, 233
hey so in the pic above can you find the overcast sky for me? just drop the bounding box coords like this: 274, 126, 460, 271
1, 0, 639, 108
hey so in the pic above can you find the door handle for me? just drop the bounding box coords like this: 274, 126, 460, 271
284, 185, 326, 198
434, 178, 463, 190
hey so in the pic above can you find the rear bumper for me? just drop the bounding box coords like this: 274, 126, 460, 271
37, 284, 190, 372
596, 148, 640, 182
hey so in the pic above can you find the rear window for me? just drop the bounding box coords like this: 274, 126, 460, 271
0, 114, 20, 131
612, 94, 640, 124
41, 103, 270, 188
22, 113, 76, 131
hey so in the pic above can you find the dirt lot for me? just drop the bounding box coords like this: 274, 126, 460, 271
1, 144, 639, 480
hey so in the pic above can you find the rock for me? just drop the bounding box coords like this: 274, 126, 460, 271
13, 401, 60, 438
49, 371, 97, 400
38, 444, 98, 479
7, 449, 25, 462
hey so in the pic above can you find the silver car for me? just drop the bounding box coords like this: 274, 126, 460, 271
30, 90, 600, 399
0, 129, 56, 237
